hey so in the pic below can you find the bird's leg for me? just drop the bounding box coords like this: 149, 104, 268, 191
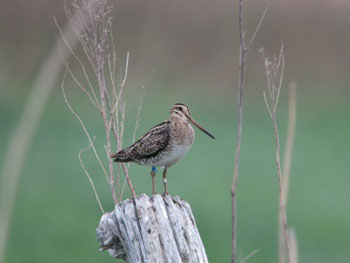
162, 167, 168, 196
151, 166, 157, 195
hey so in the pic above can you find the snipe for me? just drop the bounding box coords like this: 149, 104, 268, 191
110, 103, 215, 195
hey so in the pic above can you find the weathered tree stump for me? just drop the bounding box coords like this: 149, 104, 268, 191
96, 194, 208, 263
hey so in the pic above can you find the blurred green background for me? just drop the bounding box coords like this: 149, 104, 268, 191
1, 0, 350, 262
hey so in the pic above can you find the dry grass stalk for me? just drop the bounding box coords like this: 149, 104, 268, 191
79, 141, 105, 214
61, 67, 110, 185
282, 82, 297, 205
288, 227, 299, 263
240, 249, 260, 263
260, 43, 291, 263
279, 82, 297, 263
120, 85, 146, 200
0, 15, 82, 262
232, 1, 270, 262
62, 71, 106, 212
60, 0, 141, 205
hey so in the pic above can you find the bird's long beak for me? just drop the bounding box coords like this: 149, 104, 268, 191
186, 114, 215, 139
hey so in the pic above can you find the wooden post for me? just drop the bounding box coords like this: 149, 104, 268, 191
97, 194, 208, 263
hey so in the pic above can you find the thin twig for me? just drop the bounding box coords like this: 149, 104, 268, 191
232, 1, 270, 262
62, 71, 110, 185
121, 52, 130, 90
240, 249, 260, 263
119, 102, 126, 147
110, 54, 130, 147
109, 52, 137, 199
275, 44, 285, 111
263, 92, 273, 118
108, 20, 117, 83
96, 56, 118, 205
63, 0, 140, 204
79, 140, 105, 213
67, 0, 137, 204
57, 40, 99, 110
55, 17, 101, 110
260, 43, 291, 263
273, 100, 291, 263
118, 102, 137, 198
120, 85, 145, 199
232, 2, 246, 262
65, 2, 98, 74
121, 163, 136, 198
247, 1, 271, 49
133, 86, 146, 141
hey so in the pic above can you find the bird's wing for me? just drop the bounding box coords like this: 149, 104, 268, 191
132, 121, 171, 160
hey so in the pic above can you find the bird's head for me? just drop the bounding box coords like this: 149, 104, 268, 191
170, 103, 191, 121
170, 103, 215, 139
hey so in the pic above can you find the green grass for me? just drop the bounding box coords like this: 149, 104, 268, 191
1, 86, 350, 262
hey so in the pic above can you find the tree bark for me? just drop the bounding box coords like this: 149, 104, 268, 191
97, 194, 208, 263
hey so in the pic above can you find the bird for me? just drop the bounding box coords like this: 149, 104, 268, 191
110, 103, 215, 195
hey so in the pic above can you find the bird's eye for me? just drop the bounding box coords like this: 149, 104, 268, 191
176, 107, 182, 111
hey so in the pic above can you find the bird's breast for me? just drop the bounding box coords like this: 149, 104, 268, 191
171, 121, 195, 146
152, 144, 192, 167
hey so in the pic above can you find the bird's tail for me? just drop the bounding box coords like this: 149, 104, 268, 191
110, 149, 133, 162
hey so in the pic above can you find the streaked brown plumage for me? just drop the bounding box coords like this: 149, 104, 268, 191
110, 103, 215, 195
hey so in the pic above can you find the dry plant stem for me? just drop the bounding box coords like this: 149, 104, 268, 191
279, 82, 297, 263
232, 1, 270, 262
55, 18, 101, 110
282, 82, 296, 205
96, 61, 118, 205
66, 1, 137, 203
98, 69, 117, 204
114, 100, 137, 199
65, 0, 118, 203
0, 19, 82, 262
288, 228, 299, 263
89, 3, 117, 205
109, 52, 136, 199
61, 75, 110, 185
120, 85, 145, 200
240, 249, 260, 263
121, 163, 136, 198
60, 69, 105, 214
232, 2, 247, 262
79, 143, 105, 213
273, 109, 291, 263
108, 54, 129, 201
260, 44, 291, 263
